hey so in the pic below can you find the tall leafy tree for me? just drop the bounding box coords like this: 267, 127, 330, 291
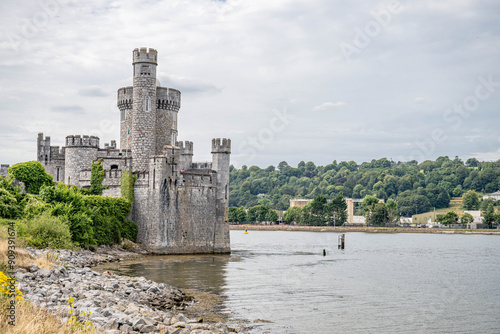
462, 190, 480, 210
460, 212, 474, 225
437, 211, 459, 225
362, 195, 379, 223
368, 202, 388, 226
283, 206, 303, 224
327, 193, 347, 226
386, 199, 399, 225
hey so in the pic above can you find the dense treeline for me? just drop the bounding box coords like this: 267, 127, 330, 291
229, 157, 500, 216
0, 161, 137, 249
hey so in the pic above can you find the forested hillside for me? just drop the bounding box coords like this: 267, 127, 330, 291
229, 157, 500, 216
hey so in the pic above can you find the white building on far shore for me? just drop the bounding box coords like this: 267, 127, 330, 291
483, 191, 500, 201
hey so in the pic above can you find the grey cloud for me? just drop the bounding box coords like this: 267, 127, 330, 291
78, 86, 109, 97
51, 105, 85, 114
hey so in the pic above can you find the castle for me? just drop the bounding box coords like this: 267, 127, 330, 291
37, 48, 231, 254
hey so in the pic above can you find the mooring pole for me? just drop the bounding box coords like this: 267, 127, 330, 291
338, 234, 345, 249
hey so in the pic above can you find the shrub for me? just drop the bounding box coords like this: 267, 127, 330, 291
81, 195, 131, 245
36, 183, 133, 246
18, 212, 74, 249
0, 188, 19, 219
8, 161, 53, 194
23, 195, 51, 219
121, 220, 138, 242
0, 176, 27, 218
64, 211, 95, 246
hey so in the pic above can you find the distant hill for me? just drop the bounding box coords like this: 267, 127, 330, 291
229, 157, 500, 216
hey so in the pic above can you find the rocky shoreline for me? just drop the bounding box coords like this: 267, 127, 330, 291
15, 247, 246, 333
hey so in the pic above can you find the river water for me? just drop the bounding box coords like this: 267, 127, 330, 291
100, 231, 500, 333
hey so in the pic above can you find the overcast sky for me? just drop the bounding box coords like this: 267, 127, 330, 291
1, 0, 499, 168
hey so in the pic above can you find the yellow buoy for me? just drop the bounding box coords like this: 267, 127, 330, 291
243, 229, 249, 234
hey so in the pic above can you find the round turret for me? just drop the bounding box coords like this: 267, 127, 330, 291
118, 86, 134, 149
156, 87, 181, 111
64, 135, 99, 186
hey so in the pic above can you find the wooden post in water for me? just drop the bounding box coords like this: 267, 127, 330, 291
338, 234, 345, 249
323, 249, 326, 256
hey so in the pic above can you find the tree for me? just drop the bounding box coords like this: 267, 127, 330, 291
229, 207, 247, 222
462, 190, 480, 210
303, 195, 329, 226
246, 206, 259, 222
397, 194, 432, 216
368, 202, 388, 226
8, 161, 53, 194
466, 158, 479, 167
480, 198, 496, 212
265, 210, 278, 222
283, 206, 302, 224
362, 195, 379, 222
437, 211, 459, 225
460, 212, 474, 225
386, 199, 399, 225
482, 203, 496, 228
327, 193, 348, 226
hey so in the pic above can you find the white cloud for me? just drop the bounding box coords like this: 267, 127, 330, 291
414, 97, 426, 104
313, 102, 347, 111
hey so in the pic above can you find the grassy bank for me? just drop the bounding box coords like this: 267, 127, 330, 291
230, 224, 500, 235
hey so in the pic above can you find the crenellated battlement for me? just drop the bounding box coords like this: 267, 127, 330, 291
181, 170, 216, 188
65, 135, 99, 147
176, 141, 193, 154
117, 86, 133, 111
191, 162, 212, 169
211, 138, 231, 154
156, 87, 181, 111
133, 47, 158, 65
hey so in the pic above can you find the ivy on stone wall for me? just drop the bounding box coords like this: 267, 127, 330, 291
90, 159, 106, 195
120, 170, 137, 202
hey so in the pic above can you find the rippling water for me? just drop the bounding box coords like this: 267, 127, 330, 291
99, 231, 500, 333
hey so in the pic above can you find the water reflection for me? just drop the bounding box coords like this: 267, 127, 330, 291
96, 254, 231, 295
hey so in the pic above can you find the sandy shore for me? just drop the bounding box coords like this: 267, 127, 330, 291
230, 224, 500, 235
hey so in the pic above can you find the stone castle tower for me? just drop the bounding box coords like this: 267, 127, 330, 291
37, 48, 231, 254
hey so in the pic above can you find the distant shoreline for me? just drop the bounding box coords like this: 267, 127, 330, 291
230, 224, 500, 235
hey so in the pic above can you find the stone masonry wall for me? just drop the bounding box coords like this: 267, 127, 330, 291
118, 86, 133, 150
65, 147, 98, 186
0, 164, 9, 177
131, 77, 156, 171
211, 138, 231, 253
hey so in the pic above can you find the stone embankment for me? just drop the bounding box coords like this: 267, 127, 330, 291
16, 247, 244, 334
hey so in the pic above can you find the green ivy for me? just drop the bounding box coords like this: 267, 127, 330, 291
120, 170, 137, 202
8, 161, 53, 194
90, 160, 106, 195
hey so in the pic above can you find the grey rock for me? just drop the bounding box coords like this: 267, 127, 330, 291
37, 268, 52, 278
132, 317, 147, 330
141, 324, 156, 333
28, 264, 39, 273
147, 286, 161, 294
102, 308, 113, 317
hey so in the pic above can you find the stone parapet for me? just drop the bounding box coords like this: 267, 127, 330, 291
65, 135, 99, 147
